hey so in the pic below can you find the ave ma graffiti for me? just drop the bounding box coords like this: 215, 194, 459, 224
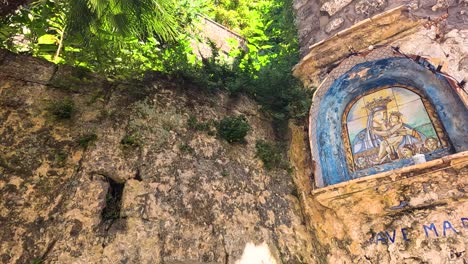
372, 217, 467, 244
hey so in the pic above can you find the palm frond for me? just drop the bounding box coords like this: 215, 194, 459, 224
66, 0, 180, 41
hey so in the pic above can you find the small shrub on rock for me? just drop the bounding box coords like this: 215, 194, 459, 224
255, 140, 286, 170
216, 115, 251, 143
120, 134, 139, 147
31, 258, 43, 264
48, 97, 75, 120
77, 133, 98, 149
179, 143, 195, 154
54, 151, 68, 165
187, 115, 213, 132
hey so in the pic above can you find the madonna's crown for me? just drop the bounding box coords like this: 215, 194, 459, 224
364, 96, 392, 111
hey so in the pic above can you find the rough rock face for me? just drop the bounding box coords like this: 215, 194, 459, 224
324, 18, 344, 34
293, 4, 468, 88
320, 0, 353, 16
0, 50, 316, 264
393, 28, 468, 82
354, 0, 387, 15
293, 0, 468, 56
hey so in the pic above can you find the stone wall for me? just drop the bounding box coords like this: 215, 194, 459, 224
290, 1, 468, 260
293, 0, 468, 57
191, 17, 247, 59
0, 50, 316, 264
310, 152, 468, 263
1, 43, 466, 263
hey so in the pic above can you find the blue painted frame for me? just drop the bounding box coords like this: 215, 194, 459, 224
314, 57, 468, 186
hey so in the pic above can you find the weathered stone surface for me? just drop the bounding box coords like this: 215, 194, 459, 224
293, 0, 309, 10
294, 0, 468, 57
0, 52, 316, 263
293, 6, 424, 87
0, 49, 7, 61
393, 29, 468, 83
295, 7, 468, 87
312, 153, 468, 263
431, 0, 456, 11
355, 0, 387, 16
320, 0, 353, 16
459, 56, 468, 72
49, 65, 108, 93
0, 50, 56, 83
324, 17, 345, 33
297, 15, 321, 47
194, 17, 247, 59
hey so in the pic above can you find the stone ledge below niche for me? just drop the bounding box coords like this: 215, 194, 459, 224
311, 150, 468, 203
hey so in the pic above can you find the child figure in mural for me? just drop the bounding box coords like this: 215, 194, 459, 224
373, 111, 422, 163
352, 97, 425, 167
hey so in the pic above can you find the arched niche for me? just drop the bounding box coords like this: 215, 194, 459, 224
310, 57, 467, 187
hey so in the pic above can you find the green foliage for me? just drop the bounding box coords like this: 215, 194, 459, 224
207, 0, 270, 39
0, 155, 11, 170
47, 96, 75, 120
221, 170, 229, 177
67, 0, 180, 41
187, 115, 199, 129
255, 140, 285, 170
77, 133, 98, 149
0, 0, 202, 76
179, 143, 195, 154
120, 134, 139, 147
188, 0, 311, 122
102, 192, 120, 220
187, 115, 213, 132
2, 0, 312, 124
54, 150, 68, 165
216, 115, 251, 143
31, 258, 43, 264
102, 179, 124, 220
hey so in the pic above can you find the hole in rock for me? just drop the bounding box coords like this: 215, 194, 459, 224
102, 178, 124, 221
134, 168, 143, 181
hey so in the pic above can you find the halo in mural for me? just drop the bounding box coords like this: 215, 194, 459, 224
343, 86, 449, 171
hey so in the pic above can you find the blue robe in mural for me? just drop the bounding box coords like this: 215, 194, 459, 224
352, 107, 426, 154
352, 123, 425, 154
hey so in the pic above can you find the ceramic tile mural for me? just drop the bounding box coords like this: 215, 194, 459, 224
313, 56, 465, 186
346, 87, 442, 170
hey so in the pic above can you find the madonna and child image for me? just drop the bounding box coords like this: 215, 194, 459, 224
346, 87, 444, 171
